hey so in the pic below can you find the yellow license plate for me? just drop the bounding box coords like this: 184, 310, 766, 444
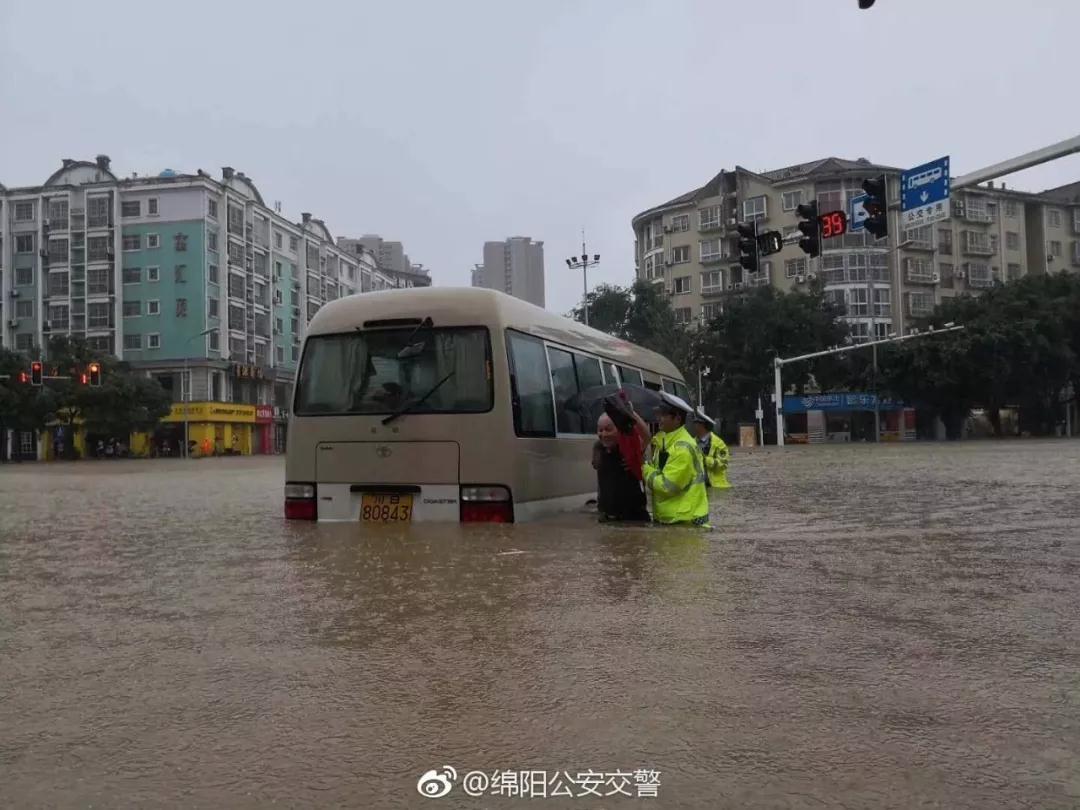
361, 493, 413, 523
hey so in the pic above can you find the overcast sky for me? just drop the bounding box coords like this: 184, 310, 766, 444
3, 0, 1079, 313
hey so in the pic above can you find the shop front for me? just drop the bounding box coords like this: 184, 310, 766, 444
782, 393, 915, 444
158, 402, 257, 456
255, 405, 274, 455
273, 407, 289, 454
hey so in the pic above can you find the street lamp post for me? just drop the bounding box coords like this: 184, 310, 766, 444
566, 236, 600, 327
182, 328, 214, 459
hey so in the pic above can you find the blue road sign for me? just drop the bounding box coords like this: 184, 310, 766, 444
901, 156, 950, 227
850, 193, 869, 232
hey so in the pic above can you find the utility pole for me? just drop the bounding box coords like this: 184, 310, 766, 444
566, 232, 600, 327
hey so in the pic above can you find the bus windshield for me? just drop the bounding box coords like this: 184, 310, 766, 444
295, 327, 492, 416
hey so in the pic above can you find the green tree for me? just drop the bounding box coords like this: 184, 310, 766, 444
0, 346, 58, 457
44, 335, 172, 457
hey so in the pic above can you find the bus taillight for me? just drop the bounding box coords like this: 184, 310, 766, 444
284, 482, 317, 520
460, 485, 514, 523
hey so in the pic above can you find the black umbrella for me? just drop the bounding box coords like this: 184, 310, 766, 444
566, 383, 665, 431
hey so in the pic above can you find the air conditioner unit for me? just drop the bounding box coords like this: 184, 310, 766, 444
9, 290, 19, 298
955, 269, 966, 279
7, 319, 18, 328
664, 260, 673, 268
795, 274, 806, 283
807, 271, 818, 280
932, 272, 941, 282
663, 225, 672, 233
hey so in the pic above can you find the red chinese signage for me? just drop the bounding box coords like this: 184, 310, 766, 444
255, 405, 274, 423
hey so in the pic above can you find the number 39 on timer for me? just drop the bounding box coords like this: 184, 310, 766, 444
819, 210, 848, 239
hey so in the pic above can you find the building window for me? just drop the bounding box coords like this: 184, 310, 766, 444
122, 234, 141, 251
290, 317, 298, 334
48, 199, 69, 228
670, 214, 690, 233
783, 258, 807, 278
208, 198, 219, 218
208, 231, 219, 252
87, 197, 110, 227
967, 262, 993, 287
701, 302, 722, 321
123, 333, 142, 350
227, 242, 244, 265
208, 264, 219, 285
15, 201, 35, 222
1007, 263, 1022, 281
146, 233, 160, 249
671, 246, 690, 264
48, 272, 69, 297
289, 235, 299, 252
274, 231, 283, 249
274, 317, 283, 333
16, 334, 34, 351
276, 345, 285, 363
15, 300, 33, 318
147, 198, 159, 216
701, 270, 723, 292
987, 202, 998, 220
123, 300, 142, 317
175, 265, 187, 283
15, 267, 33, 286
698, 206, 721, 230
123, 267, 141, 284
1006, 231, 1020, 250
937, 228, 953, 254
672, 276, 691, 294
699, 238, 723, 262
1050, 240, 1063, 257
87, 267, 111, 295
121, 200, 140, 218
146, 266, 159, 282
48, 238, 69, 264
208, 331, 220, 353
176, 298, 188, 317
673, 307, 692, 325
291, 345, 299, 362
742, 195, 767, 223
1004, 200, 1017, 218
148, 333, 161, 349
208, 296, 219, 318
174, 233, 188, 252
1049, 209, 1063, 228
15, 234, 34, 254
147, 300, 160, 315
88, 302, 111, 329
781, 190, 804, 211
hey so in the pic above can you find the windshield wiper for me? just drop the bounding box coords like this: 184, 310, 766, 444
396, 316, 434, 359
381, 370, 456, 425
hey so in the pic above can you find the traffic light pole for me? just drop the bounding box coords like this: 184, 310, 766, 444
772, 324, 965, 447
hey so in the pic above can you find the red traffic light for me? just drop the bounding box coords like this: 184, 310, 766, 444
30, 361, 43, 386
87, 362, 102, 387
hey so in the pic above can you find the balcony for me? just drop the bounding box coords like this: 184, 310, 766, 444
959, 201, 993, 224
906, 298, 934, 318
70, 208, 85, 229
961, 233, 995, 257
698, 218, 723, 234
700, 251, 725, 265
967, 274, 995, 289
905, 263, 937, 284
903, 236, 934, 251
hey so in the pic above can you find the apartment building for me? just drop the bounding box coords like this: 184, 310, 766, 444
0, 156, 391, 451
472, 237, 546, 308
632, 157, 1078, 338
337, 234, 431, 288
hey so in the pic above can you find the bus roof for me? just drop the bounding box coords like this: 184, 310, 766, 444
306, 286, 685, 381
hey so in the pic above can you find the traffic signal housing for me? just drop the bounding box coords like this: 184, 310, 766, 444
796, 201, 821, 257
736, 222, 759, 273
30, 361, 43, 386
862, 174, 888, 240
88, 362, 102, 387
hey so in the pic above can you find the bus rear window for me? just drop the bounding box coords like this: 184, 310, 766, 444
295, 327, 492, 415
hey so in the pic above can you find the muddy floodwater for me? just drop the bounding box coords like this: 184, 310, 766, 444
2, 441, 1079, 809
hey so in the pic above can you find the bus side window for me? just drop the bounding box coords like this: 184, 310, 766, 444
507, 331, 556, 437
673, 381, 691, 403
662, 378, 677, 395
547, 347, 583, 434
573, 353, 604, 394
603, 362, 619, 385
615, 365, 643, 387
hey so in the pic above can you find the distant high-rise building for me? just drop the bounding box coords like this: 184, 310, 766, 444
473, 237, 545, 307
338, 234, 431, 287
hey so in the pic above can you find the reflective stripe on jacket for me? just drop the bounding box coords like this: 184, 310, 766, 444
701, 434, 732, 490
641, 425, 710, 526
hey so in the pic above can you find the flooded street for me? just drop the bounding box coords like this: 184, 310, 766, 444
2, 442, 1079, 809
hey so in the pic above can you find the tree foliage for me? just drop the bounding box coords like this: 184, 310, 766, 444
0, 335, 172, 458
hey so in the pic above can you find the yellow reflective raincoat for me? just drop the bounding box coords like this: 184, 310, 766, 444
700, 433, 732, 489
641, 425, 710, 527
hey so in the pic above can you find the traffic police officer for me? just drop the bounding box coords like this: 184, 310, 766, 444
690, 408, 732, 490
641, 393, 710, 527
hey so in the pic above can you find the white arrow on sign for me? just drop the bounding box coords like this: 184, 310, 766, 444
920, 190, 929, 203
